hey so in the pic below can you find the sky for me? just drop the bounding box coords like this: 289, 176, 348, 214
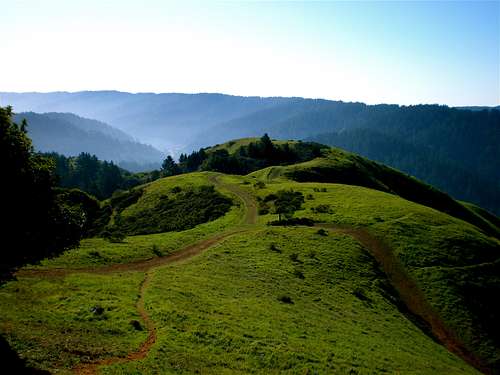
1, 0, 499, 106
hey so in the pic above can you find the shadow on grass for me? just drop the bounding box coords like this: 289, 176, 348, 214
0, 335, 50, 374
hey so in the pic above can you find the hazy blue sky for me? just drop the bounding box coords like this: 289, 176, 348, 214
1, 0, 499, 106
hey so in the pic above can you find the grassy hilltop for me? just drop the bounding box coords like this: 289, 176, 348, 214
1, 137, 499, 374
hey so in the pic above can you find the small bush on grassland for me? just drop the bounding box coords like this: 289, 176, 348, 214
171, 186, 182, 193
293, 269, 305, 279
316, 228, 328, 236
152, 244, 162, 257
101, 229, 126, 243
278, 295, 294, 304
269, 243, 282, 253
254, 181, 266, 189
258, 201, 271, 215
312, 204, 332, 214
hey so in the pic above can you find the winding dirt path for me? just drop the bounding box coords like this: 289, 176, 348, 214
316, 224, 489, 374
15, 174, 487, 374
70, 174, 258, 374
73, 272, 156, 375
16, 229, 249, 278
208, 173, 257, 225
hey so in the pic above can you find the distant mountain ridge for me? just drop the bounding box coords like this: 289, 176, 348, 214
13, 112, 164, 172
1, 91, 293, 150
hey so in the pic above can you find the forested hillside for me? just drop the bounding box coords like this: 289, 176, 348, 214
1, 92, 291, 150
195, 103, 499, 214
44, 152, 154, 200
12, 112, 163, 171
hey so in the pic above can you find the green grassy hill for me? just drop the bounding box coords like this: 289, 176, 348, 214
1, 139, 499, 374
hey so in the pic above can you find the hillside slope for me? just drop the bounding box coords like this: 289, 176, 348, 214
14, 112, 164, 171
209, 138, 499, 237
1, 140, 499, 374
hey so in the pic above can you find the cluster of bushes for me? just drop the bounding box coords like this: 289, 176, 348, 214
110, 185, 233, 235
263, 190, 305, 220
311, 204, 332, 214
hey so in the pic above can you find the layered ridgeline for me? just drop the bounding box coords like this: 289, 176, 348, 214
0, 91, 291, 151
13, 112, 164, 172
1, 91, 498, 215
2, 136, 499, 374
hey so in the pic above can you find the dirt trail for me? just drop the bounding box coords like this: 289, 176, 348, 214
317, 224, 489, 374
16, 229, 248, 278
17, 174, 256, 280
70, 175, 258, 374
74, 272, 156, 375
16, 174, 487, 374
208, 174, 257, 225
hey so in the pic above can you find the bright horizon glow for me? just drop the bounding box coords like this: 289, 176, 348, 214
1, 0, 499, 106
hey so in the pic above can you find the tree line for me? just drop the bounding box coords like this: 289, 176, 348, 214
161, 134, 328, 176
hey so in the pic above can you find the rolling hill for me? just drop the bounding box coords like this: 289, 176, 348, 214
1, 138, 499, 374
13, 112, 164, 171
2, 91, 498, 215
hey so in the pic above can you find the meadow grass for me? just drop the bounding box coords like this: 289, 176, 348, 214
99, 228, 476, 374
0, 272, 146, 373
3, 170, 498, 373
247, 178, 500, 369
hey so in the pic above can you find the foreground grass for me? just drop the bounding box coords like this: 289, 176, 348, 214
0, 272, 146, 373
100, 228, 475, 374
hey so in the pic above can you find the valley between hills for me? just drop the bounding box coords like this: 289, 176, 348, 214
1, 138, 499, 374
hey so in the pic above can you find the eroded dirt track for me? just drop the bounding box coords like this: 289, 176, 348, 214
74, 272, 156, 375
317, 224, 489, 374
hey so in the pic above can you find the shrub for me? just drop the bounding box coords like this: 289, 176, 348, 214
316, 228, 328, 236
312, 204, 331, 214
258, 201, 271, 215
151, 244, 162, 257
171, 186, 182, 193
269, 243, 282, 253
130, 320, 143, 331
278, 295, 294, 304
293, 269, 305, 279
102, 228, 126, 243
254, 181, 266, 189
